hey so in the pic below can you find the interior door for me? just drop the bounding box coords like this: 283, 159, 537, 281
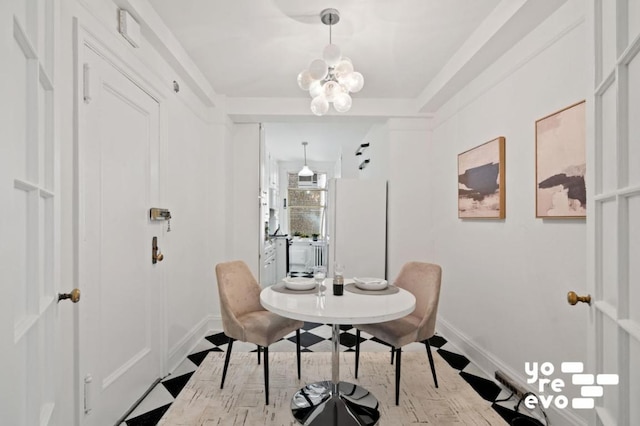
0, 0, 61, 424
586, 1, 640, 424
77, 43, 162, 424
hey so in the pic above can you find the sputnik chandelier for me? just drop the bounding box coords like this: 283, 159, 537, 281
296, 8, 364, 116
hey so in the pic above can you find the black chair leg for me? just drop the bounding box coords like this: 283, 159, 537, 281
263, 346, 269, 405
424, 339, 438, 388
296, 329, 301, 380
257, 345, 261, 365
395, 347, 402, 405
390, 346, 395, 364
221, 337, 234, 389
355, 329, 360, 379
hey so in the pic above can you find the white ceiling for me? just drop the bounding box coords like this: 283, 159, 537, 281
149, 0, 501, 99
145, 0, 565, 162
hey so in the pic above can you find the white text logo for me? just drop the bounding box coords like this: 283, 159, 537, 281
524, 362, 618, 410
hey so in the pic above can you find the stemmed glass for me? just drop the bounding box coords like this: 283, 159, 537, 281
314, 266, 326, 295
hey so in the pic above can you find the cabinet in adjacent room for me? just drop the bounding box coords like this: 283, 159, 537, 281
262, 241, 277, 287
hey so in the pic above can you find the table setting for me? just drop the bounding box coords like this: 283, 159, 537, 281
259, 263, 416, 425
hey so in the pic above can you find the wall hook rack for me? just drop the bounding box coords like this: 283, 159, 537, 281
358, 159, 370, 170
355, 143, 370, 156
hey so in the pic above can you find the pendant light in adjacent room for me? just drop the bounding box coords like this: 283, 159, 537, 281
298, 141, 314, 177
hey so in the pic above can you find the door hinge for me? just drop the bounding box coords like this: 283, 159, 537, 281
83, 63, 91, 104
84, 374, 93, 414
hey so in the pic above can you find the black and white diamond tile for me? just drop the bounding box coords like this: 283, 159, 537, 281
122, 323, 541, 425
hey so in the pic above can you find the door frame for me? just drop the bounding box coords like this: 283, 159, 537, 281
73, 17, 169, 423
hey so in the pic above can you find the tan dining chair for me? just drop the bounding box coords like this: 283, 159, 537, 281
354, 261, 442, 405
215, 260, 304, 405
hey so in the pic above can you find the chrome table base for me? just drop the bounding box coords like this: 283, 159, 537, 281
291, 381, 380, 425
290, 323, 380, 425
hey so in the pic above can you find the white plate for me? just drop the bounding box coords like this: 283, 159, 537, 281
353, 277, 388, 291
283, 277, 316, 291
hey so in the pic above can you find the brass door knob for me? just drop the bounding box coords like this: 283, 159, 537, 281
58, 288, 81, 303
156, 252, 164, 262
567, 291, 591, 305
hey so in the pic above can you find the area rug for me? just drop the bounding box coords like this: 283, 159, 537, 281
159, 351, 507, 425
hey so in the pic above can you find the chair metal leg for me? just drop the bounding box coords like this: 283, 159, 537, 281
390, 346, 395, 364
354, 329, 361, 379
395, 347, 402, 405
424, 339, 438, 388
221, 337, 235, 389
296, 329, 301, 380
257, 345, 261, 365
263, 346, 269, 405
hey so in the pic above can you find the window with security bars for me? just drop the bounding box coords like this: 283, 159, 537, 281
288, 172, 327, 238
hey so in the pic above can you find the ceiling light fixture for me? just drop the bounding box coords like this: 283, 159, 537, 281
297, 8, 364, 116
298, 141, 314, 177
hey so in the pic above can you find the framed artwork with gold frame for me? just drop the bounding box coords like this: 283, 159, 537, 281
457, 137, 506, 219
535, 101, 586, 218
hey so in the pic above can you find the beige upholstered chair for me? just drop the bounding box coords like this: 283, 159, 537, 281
354, 261, 442, 405
216, 260, 304, 405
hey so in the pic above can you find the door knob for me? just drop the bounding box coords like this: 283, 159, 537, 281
58, 288, 81, 303
567, 291, 591, 305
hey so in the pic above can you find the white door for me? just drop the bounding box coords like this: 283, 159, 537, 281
77, 44, 162, 424
0, 0, 62, 425
586, 1, 640, 424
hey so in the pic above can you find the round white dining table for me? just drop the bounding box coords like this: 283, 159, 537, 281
260, 279, 416, 426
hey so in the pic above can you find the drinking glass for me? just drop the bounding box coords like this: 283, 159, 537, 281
314, 266, 326, 294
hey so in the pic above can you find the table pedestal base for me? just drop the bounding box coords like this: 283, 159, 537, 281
291, 381, 380, 425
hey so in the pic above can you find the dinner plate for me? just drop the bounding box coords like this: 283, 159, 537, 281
353, 277, 388, 291
283, 277, 316, 291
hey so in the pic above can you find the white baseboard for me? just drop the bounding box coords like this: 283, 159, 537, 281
437, 317, 586, 426
167, 315, 222, 373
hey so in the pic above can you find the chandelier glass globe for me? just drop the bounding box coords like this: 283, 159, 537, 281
333, 93, 352, 113
297, 70, 313, 91
309, 80, 323, 98
323, 44, 342, 67
310, 95, 329, 116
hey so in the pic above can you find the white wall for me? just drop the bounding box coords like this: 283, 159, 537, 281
427, 1, 587, 424
341, 118, 431, 281
229, 123, 261, 277
163, 99, 226, 370
344, 123, 389, 180
386, 119, 432, 279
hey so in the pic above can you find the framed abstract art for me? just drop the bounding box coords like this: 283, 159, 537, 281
535, 101, 586, 218
458, 137, 506, 219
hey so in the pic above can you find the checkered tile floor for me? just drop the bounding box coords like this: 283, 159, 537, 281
121, 323, 542, 425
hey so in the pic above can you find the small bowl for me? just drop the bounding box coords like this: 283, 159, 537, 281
283, 277, 316, 291
353, 277, 388, 291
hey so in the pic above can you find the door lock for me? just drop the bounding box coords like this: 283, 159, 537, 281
152, 236, 164, 264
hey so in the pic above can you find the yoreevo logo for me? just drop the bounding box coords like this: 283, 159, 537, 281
524, 362, 618, 410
